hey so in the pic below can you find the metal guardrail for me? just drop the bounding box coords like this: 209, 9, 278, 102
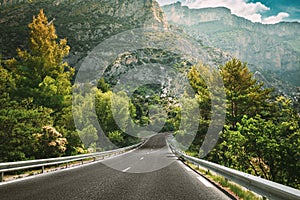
0, 142, 143, 182
168, 140, 300, 200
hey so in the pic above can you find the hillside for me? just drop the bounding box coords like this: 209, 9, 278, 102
0, 0, 233, 86
162, 2, 300, 93
1, 0, 299, 96
0, 0, 168, 67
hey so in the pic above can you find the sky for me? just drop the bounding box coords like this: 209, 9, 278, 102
157, 0, 300, 24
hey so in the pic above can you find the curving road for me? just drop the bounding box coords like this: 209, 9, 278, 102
0, 133, 232, 200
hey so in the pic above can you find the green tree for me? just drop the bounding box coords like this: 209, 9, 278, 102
0, 62, 55, 162
1, 10, 82, 160
6, 9, 74, 112
95, 90, 131, 135
72, 86, 99, 149
34, 126, 68, 159
95, 89, 139, 147
210, 97, 300, 189
220, 58, 271, 129
108, 131, 125, 147
187, 63, 225, 154
97, 78, 110, 93
0, 64, 15, 109
0, 99, 53, 162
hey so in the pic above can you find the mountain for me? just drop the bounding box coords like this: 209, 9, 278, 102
162, 2, 300, 94
1, 0, 298, 97
0, 0, 233, 89
0, 0, 168, 67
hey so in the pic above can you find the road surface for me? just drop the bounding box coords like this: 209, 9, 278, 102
0, 133, 232, 200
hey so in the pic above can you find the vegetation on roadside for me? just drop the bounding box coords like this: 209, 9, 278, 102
186, 60, 300, 189
0, 7, 299, 191
0, 9, 140, 162
186, 162, 263, 200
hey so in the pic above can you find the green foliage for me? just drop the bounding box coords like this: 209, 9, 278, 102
95, 89, 139, 147
187, 63, 224, 152
97, 78, 110, 93
220, 58, 271, 129
5, 9, 74, 112
33, 126, 67, 159
230, 111, 299, 188
0, 64, 15, 99
187, 59, 299, 188
0, 99, 53, 162
0, 10, 83, 162
77, 124, 98, 150
162, 105, 181, 132
204, 59, 300, 189
95, 90, 121, 134
108, 131, 124, 147
72, 85, 100, 150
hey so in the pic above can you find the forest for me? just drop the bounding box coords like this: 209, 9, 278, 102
0, 9, 299, 189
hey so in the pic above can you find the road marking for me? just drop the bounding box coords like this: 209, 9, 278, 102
140, 157, 144, 160
185, 166, 193, 172
122, 167, 131, 172
178, 161, 192, 172
197, 176, 214, 187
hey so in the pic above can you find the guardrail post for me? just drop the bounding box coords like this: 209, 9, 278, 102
93, 157, 96, 161
66, 162, 68, 168
42, 165, 45, 173
225, 178, 228, 183
0, 172, 4, 182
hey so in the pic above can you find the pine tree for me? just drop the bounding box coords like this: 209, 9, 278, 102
0, 63, 54, 162
220, 58, 271, 129
2, 10, 83, 158
6, 9, 73, 111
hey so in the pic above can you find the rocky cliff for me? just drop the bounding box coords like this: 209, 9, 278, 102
162, 2, 300, 88
0, 0, 168, 67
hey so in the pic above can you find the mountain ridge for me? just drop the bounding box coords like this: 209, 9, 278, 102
162, 2, 300, 91
0, 0, 299, 96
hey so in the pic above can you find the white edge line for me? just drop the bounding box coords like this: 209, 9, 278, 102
168, 140, 214, 188
185, 166, 193, 172
197, 176, 214, 187
0, 147, 139, 186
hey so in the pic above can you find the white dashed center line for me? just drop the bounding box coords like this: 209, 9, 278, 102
122, 167, 131, 172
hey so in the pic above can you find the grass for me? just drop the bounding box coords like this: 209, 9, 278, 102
186, 162, 263, 200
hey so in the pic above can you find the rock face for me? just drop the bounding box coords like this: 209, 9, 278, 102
1, 0, 298, 96
162, 2, 300, 88
76, 28, 231, 94
0, 0, 168, 67
0, 0, 232, 85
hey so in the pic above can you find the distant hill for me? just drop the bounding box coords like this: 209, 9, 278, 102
162, 2, 300, 94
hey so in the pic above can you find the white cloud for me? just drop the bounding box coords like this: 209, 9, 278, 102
157, 0, 290, 24
262, 12, 290, 24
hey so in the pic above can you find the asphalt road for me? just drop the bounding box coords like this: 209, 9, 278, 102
0, 133, 232, 200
